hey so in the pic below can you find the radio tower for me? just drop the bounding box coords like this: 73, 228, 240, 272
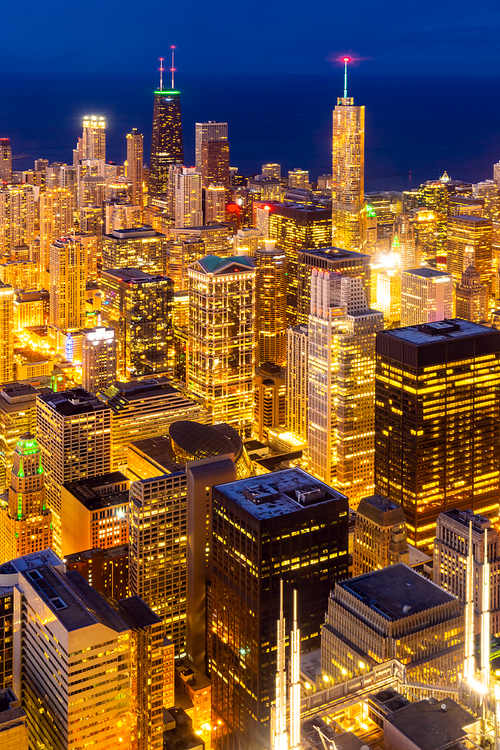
273, 580, 289, 750
290, 589, 301, 750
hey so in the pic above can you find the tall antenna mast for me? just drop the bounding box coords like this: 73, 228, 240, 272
481, 527, 490, 689
342, 57, 350, 99
272, 580, 288, 750
465, 520, 475, 681
290, 590, 301, 750
171, 45, 176, 89
159, 58, 164, 91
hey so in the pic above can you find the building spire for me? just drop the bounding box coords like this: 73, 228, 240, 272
290, 589, 301, 750
159, 57, 164, 91
272, 579, 288, 750
465, 520, 475, 681
342, 57, 350, 99
171, 45, 176, 89
481, 527, 490, 689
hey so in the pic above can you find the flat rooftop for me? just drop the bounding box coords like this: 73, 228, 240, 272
63, 472, 128, 511
215, 468, 347, 521
101, 267, 168, 283
129, 436, 182, 474
38, 388, 109, 416
299, 247, 370, 262
377, 318, 495, 346
403, 267, 451, 279
387, 698, 477, 750
342, 564, 455, 621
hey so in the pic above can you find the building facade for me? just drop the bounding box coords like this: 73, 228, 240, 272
400, 268, 453, 327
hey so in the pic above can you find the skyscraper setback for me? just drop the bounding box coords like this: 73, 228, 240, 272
149, 60, 184, 199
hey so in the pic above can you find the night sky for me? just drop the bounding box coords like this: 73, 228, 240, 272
3, 0, 500, 78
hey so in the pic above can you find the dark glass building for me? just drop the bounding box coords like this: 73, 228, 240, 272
209, 468, 349, 750
149, 87, 184, 199
375, 319, 500, 550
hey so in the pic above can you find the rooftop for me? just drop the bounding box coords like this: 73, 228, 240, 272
101, 267, 169, 284
64, 544, 128, 564
215, 468, 347, 521
377, 318, 496, 346
356, 495, 406, 527
299, 247, 370, 262
403, 267, 451, 279
387, 698, 477, 750
191, 255, 255, 275
63, 472, 128, 511
169, 420, 243, 462
341, 563, 454, 621
38, 388, 109, 416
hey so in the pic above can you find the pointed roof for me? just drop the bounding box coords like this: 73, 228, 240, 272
191, 255, 255, 275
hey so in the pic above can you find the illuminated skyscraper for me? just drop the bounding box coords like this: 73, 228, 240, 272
39, 188, 74, 273
262, 163, 281, 180
80, 115, 106, 161
174, 168, 203, 227
254, 243, 287, 366
286, 324, 308, 442
100, 269, 173, 380
0, 434, 52, 563
205, 183, 227, 224
82, 326, 117, 393
288, 168, 310, 189
308, 271, 382, 503
187, 255, 255, 435
102, 227, 168, 276
455, 263, 488, 323
352, 494, 408, 576
253, 363, 286, 442
375, 320, 500, 549
209, 469, 349, 750
0, 139, 12, 183
376, 268, 401, 326
0, 383, 38, 493
126, 128, 144, 205
331, 68, 364, 251
201, 140, 230, 190
195, 121, 228, 169
49, 237, 86, 332
149, 65, 184, 199
0, 184, 36, 256
0, 282, 14, 385
36, 389, 112, 554
400, 268, 453, 327
447, 215, 493, 287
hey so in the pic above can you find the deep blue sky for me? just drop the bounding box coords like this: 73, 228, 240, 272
2, 0, 500, 77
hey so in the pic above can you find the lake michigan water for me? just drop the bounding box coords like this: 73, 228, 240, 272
1, 72, 499, 192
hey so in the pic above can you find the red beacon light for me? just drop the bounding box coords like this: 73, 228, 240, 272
226, 203, 241, 214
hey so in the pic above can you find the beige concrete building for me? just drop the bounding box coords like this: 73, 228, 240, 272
286, 324, 308, 442
0, 688, 28, 750
401, 267, 453, 327
352, 494, 409, 576
253, 363, 286, 443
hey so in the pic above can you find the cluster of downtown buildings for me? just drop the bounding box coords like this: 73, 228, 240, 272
0, 66, 500, 750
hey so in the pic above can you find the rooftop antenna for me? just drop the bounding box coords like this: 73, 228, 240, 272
159, 57, 164, 91
342, 57, 350, 99
171, 45, 176, 90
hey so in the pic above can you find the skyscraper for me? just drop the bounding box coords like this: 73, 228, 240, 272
0, 434, 52, 563
49, 237, 86, 332
286, 324, 308, 442
149, 65, 184, 199
254, 243, 287, 366
0, 383, 38, 493
80, 115, 106, 160
0, 184, 36, 256
400, 267, 453, 327
308, 270, 382, 503
447, 215, 493, 287
209, 469, 349, 750
375, 320, 500, 548
201, 140, 230, 189
195, 121, 228, 169
455, 263, 488, 322
39, 188, 75, 273
100, 268, 173, 380
205, 183, 227, 224
102, 227, 168, 276
0, 139, 12, 183
36, 389, 112, 554
0, 282, 14, 385
187, 255, 255, 435
82, 326, 117, 393
174, 167, 203, 227
331, 70, 365, 251
126, 127, 144, 205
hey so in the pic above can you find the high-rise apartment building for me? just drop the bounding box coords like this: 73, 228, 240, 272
0, 184, 36, 256
455, 263, 488, 322
82, 326, 117, 393
187, 256, 255, 435
253, 363, 286, 442
0, 383, 38, 493
0, 550, 166, 750
174, 168, 203, 227
296, 247, 371, 324
0, 139, 12, 183
49, 237, 86, 332
0, 589, 13, 689
332, 92, 365, 251
102, 227, 168, 276
64, 544, 129, 600
100, 268, 173, 380
447, 215, 493, 287
434, 508, 500, 636
210, 469, 349, 750
195, 121, 228, 169
0, 434, 52, 563
308, 270, 382, 504
376, 269, 401, 326
0, 688, 28, 749
80, 115, 106, 160
286, 324, 308, 441
267, 203, 332, 324
375, 320, 500, 548
352, 494, 409, 576
254, 243, 287, 366
149, 79, 184, 199
205, 184, 227, 224
400, 267, 453, 327
101, 377, 209, 470
0, 283, 14, 385
126, 127, 144, 205
39, 188, 74, 273
262, 163, 281, 180
321, 563, 464, 687
36, 389, 112, 553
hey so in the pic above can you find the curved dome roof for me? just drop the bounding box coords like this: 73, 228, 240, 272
169, 421, 243, 462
